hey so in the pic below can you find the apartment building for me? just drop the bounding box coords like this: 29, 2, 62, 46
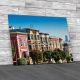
25, 28, 42, 52
39, 33, 50, 51
10, 28, 63, 53
10, 32, 29, 64
49, 37, 63, 51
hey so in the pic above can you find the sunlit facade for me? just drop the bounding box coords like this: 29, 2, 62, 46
49, 37, 63, 51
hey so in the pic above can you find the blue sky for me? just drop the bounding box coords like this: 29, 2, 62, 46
8, 15, 69, 41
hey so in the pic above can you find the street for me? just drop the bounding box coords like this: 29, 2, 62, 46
0, 62, 80, 80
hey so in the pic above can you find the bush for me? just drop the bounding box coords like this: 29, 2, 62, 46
30, 49, 73, 64
66, 54, 73, 63
18, 57, 28, 65
66, 56, 71, 63
30, 50, 43, 64
51, 49, 74, 63
51, 49, 61, 63
43, 51, 53, 63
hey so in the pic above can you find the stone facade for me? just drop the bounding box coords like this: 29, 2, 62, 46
49, 37, 63, 51
25, 28, 41, 52
40, 33, 50, 51
0, 0, 80, 65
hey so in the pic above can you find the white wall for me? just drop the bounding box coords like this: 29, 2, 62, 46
0, 0, 80, 65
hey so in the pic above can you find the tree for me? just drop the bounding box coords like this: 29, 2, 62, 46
30, 50, 43, 64
51, 49, 67, 63
66, 53, 73, 63
43, 51, 52, 63
51, 49, 60, 63
59, 50, 67, 61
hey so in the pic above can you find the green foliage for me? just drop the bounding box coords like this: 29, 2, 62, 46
30, 49, 73, 64
66, 53, 73, 63
51, 49, 61, 63
37, 52, 43, 61
19, 57, 28, 65
43, 51, 52, 63
43, 51, 52, 60
51, 49, 73, 63
31, 50, 43, 64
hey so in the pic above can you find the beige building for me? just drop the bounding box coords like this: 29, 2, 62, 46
25, 28, 42, 52
39, 33, 50, 51
49, 37, 63, 51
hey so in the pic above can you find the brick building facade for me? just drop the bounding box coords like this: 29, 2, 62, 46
49, 37, 63, 51
10, 32, 29, 64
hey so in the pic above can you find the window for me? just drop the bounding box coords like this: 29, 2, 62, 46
43, 37, 45, 42
37, 35, 40, 40
24, 38, 27, 46
19, 38, 23, 46
31, 34, 34, 40
22, 52, 27, 58
45, 38, 48, 43
56, 42, 58, 48
40, 37, 42, 42
33, 45, 36, 49
29, 45, 32, 50
28, 34, 30, 40
34, 35, 37, 40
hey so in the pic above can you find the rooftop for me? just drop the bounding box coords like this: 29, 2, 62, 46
39, 32, 49, 35
10, 32, 27, 35
24, 28, 39, 32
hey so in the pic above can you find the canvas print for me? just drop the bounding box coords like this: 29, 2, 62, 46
8, 15, 72, 65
